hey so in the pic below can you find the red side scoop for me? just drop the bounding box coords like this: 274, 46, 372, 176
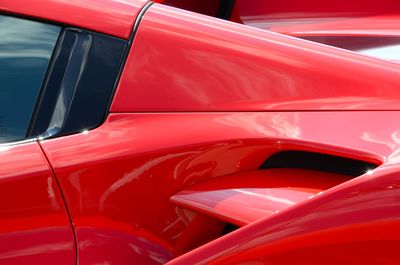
171, 169, 351, 226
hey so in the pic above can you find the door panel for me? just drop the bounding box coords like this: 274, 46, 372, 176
0, 141, 75, 264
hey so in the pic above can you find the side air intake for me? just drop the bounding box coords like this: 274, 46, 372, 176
260, 151, 378, 177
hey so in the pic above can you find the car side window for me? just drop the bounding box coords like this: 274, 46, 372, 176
0, 15, 60, 143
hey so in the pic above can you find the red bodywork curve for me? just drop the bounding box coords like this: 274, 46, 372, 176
172, 187, 319, 226
112, 4, 400, 112
40, 111, 400, 264
167, 163, 400, 265
170, 170, 350, 226
1, 0, 400, 264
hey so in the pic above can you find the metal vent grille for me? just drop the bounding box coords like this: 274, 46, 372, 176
260, 151, 378, 177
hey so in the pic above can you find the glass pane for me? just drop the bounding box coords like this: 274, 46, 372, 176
0, 15, 60, 143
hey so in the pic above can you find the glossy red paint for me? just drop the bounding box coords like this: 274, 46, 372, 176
0, 0, 149, 39
172, 213, 225, 256
40, 111, 400, 263
167, 163, 400, 265
175, 169, 353, 192
2, 0, 400, 264
172, 187, 319, 227
0, 141, 75, 264
111, 4, 400, 112
170, 169, 350, 226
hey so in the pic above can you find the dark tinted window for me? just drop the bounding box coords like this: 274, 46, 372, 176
0, 15, 60, 143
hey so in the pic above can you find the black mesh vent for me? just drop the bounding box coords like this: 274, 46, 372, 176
260, 151, 378, 177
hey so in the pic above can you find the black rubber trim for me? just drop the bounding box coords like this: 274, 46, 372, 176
260, 151, 378, 177
105, 1, 154, 113
217, 0, 235, 20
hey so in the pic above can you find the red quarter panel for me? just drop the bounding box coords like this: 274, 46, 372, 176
111, 4, 400, 112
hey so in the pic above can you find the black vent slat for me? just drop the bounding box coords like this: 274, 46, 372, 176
260, 151, 378, 177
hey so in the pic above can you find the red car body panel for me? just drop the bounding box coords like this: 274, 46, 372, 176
170, 171, 338, 227
168, 163, 400, 265
1, 0, 400, 264
171, 187, 321, 226
0, 0, 149, 39
112, 4, 400, 112
41, 111, 399, 264
0, 141, 75, 264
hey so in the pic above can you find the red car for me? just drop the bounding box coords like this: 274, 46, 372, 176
0, 0, 399, 264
